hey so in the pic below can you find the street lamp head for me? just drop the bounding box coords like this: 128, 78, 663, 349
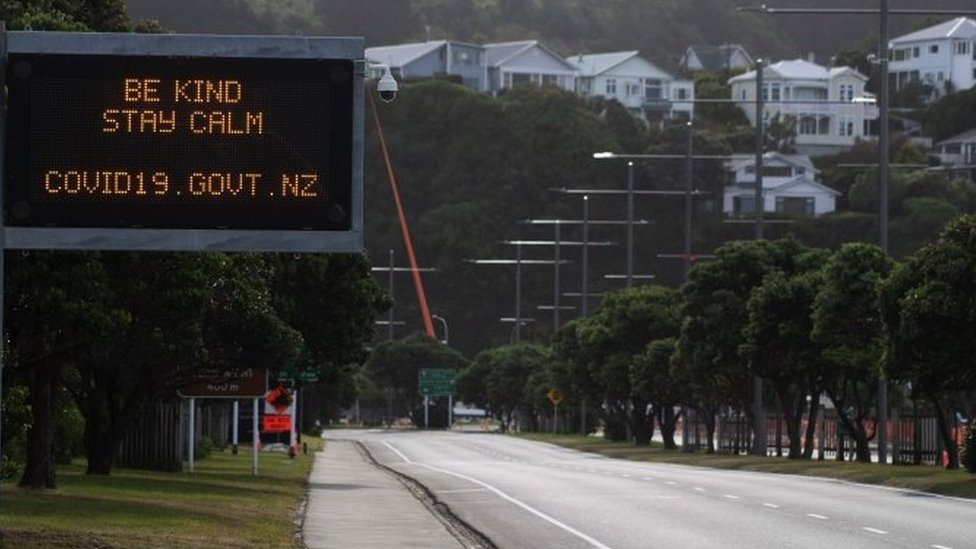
592, 152, 616, 159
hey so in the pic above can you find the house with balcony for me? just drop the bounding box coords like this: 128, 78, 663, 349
729, 59, 878, 156
366, 40, 488, 92
484, 40, 578, 95
934, 128, 976, 180
679, 44, 753, 73
724, 152, 839, 217
567, 51, 694, 122
888, 17, 976, 99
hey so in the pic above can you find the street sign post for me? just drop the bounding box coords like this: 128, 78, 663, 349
418, 369, 457, 430
418, 368, 457, 397
547, 388, 563, 434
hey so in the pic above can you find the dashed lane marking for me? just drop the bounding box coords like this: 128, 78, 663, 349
807, 514, 829, 520
723, 494, 740, 500
762, 503, 780, 509
861, 527, 888, 535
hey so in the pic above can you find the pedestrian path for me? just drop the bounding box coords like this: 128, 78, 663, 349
303, 438, 465, 549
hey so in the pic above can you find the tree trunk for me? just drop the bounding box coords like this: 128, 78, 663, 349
657, 406, 679, 450
802, 397, 819, 460
19, 365, 60, 489
631, 398, 652, 445
704, 408, 717, 454
930, 396, 960, 470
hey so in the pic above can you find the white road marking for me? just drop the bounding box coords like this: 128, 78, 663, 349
762, 503, 780, 509
807, 513, 829, 520
665, 481, 677, 485
382, 441, 615, 549
693, 487, 706, 492
862, 527, 888, 535
441, 488, 489, 494
931, 545, 954, 549
723, 494, 740, 500
621, 474, 631, 478
641, 477, 653, 481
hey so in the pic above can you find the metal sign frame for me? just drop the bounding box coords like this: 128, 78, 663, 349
1, 30, 365, 253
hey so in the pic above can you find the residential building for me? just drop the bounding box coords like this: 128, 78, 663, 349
679, 44, 753, 73
724, 152, 839, 217
888, 17, 976, 98
934, 128, 976, 180
568, 51, 694, 121
729, 59, 878, 156
484, 40, 578, 95
366, 40, 488, 92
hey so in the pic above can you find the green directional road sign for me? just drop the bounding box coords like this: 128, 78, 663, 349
419, 368, 457, 397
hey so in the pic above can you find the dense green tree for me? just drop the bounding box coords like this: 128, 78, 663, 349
742, 254, 827, 459
811, 243, 894, 463
674, 237, 816, 453
632, 337, 684, 449
366, 333, 468, 427
461, 344, 548, 431
879, 214, 976, 469
921, 87, 976, 141
573, 286, 680, 443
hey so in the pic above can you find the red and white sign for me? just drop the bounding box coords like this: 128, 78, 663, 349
262, 414, 292, 432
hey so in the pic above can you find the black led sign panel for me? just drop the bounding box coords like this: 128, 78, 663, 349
2, 32, 364, 252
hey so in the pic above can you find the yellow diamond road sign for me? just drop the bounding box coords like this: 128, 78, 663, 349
547, 388, 563, 406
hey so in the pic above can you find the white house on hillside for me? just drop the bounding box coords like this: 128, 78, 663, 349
366, 40, 488, 92
568, 51, 694, 122
484, 40, 578, 95
888, 17, 976, 98
724, 152, 839, 217
729, 59, 878, 156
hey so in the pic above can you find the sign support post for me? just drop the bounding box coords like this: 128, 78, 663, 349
252, 398, 259, 476
188, 397, 196, 473
232, 400, 239, 455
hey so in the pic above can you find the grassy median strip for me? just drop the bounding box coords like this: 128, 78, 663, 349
518, 433, 976, 499
1, 437, 323, 548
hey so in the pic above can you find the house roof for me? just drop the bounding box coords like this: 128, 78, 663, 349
567, 51, 638, 76
729, 59, 867, 84
890, 17, 976, 45
567, 51, 674, 79
936, 128, 976, 146
484, 40, 578, 71
684, 44, 752, 71
726, 152, 819, 175
365, 41, 447, 68
775, 177, 841, 196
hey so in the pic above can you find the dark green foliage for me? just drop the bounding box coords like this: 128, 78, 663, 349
921, 88, 976, 141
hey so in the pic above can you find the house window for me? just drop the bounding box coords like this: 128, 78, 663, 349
913, 46, 920, 57
606, 78, 617, 95
838, 116, 855, 136
740, 88, 747, 100
892, 48, 908, 61
733, 196, 757, 214
956, 41, 970, 55
776, 197, 815, 216
627, 82, 641, 96
769, 82, 781, 101
510, 72, 532, 88
675, 87, 688, 100
798, 114, 818, 135
839, 83, 854, 102
542, 74, 558, 87
929, 44, 939, 54
644, 79, 662, 99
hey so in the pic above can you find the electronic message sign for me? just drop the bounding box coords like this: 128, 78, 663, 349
2, 32, 364, 252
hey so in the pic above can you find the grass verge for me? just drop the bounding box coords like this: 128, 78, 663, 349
1, 436, 324, 548
517, 433, 976, 499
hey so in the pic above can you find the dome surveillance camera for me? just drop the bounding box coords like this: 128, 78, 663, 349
376, 65, 398, 103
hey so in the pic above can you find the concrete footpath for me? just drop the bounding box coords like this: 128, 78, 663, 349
302, 439, 466, 549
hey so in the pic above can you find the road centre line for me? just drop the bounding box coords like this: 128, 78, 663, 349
762, 503, 780, 509
931, 544, 954, 549
381, 441, 616, 549
693, 487, 706, 492
861, 527, 888, 535
806, 513, 829, 520
723, 494, 740, 500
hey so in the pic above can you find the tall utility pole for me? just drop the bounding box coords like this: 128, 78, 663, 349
370, 250, 436, 339
752, 58, 766, 457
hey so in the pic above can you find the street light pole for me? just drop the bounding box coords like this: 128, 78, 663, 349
431, 314, 449, 345
753, 57, 766, 457
388, 249, 395, 339
582, 196, 590, 317
626, 162, 635, 288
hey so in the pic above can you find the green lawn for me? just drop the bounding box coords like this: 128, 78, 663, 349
1, 437, 323, 548
517, 433, 976, 499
